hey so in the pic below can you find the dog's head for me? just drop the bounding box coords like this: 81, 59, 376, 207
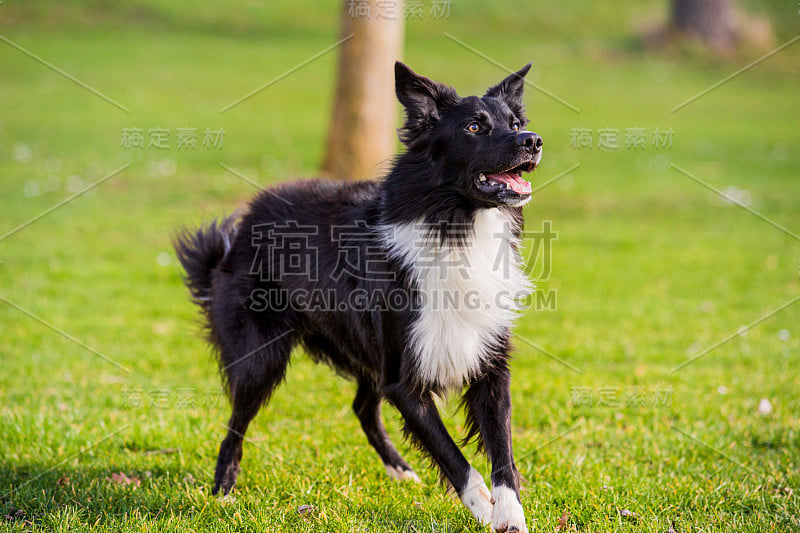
395, 62, 542, 208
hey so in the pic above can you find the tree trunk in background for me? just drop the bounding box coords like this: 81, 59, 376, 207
322, 1, 404, 181
671, 0, 738, 51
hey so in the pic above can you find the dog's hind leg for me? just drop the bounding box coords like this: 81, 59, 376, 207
353, 378, 420, 483
212, 315, 294, 496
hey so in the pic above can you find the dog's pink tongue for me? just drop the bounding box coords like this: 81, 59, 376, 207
486, 172, 531, 194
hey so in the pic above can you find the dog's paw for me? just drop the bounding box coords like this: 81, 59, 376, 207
218, 493, 237, 505
385, 464, 422, 483
460, 467, 493, 525
491, 486, 527, 533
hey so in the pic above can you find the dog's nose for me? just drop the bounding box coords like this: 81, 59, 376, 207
517, 132, 543, 153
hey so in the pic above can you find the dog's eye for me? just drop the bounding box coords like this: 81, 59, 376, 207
466, 122, 480, 133
511, 122, 520, 131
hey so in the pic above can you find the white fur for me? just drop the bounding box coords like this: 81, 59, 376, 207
384, 208, 531, 390
385, 464, 421, 483
505, 196, 532, 208
459, 467, 493, 525
491, 486, 527, 532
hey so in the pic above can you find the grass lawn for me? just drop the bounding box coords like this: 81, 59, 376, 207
1, 1, 799, 531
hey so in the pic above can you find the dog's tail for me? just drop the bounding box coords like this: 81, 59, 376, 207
173, 214, 239, 317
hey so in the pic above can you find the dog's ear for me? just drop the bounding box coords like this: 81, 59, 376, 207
484, 63, 531, 118
395, 62, 458, 146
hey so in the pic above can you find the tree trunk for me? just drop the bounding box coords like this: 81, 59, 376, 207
322, 1, 404, 181
671, 0, 738, 51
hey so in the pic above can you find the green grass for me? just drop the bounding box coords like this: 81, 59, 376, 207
1, 1, 799, 531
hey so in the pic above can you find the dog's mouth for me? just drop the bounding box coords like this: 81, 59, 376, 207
475, 160, 537, 196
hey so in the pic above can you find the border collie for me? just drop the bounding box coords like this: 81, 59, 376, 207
174, 62, 542, 532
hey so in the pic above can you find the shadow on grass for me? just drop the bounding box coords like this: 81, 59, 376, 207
0, 463, 210, 525
0, 463, 475, 531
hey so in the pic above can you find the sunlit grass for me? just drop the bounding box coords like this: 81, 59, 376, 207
1, 1, 799, 531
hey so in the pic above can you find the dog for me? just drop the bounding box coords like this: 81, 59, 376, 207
174, 62, 542, 532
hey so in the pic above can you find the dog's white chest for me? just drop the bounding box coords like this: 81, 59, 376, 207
386, 209, 530, 389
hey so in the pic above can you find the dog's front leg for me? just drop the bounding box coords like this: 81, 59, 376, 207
463, 365, 528, 533
383, 381, 493, 525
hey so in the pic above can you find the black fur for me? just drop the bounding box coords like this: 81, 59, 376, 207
174, 62, 541, 530
174, 215, 238, 315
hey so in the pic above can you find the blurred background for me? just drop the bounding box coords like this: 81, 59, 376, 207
1, 1, 799, 531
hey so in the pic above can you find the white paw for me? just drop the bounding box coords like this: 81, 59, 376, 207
491, 486, 527, 533
459, 467, 494, 525
219, 493, 237, 505
385, 464, 421, 483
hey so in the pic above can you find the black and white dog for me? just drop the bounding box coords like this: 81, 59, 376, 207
175, 62, 542, 532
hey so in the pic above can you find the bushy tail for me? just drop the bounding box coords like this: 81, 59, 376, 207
173, 214, 238, 316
